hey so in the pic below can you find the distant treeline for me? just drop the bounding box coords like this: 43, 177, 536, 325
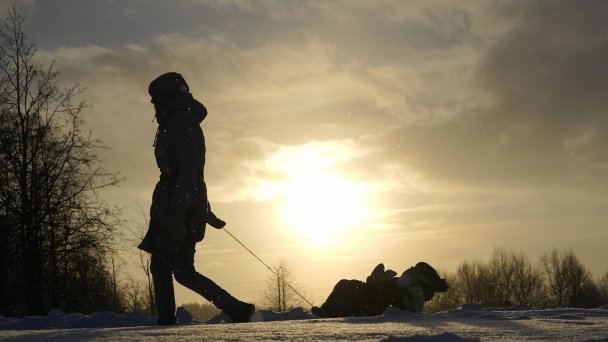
425, 248, 608, 312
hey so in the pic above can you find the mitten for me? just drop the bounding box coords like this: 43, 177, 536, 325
207, 211, 226, 229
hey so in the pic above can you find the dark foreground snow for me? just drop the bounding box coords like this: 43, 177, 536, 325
1, 305, 608, 341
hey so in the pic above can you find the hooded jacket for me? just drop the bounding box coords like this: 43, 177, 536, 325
148, 72, 207, 240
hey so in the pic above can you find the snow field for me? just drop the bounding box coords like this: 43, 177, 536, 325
1, 305, 608, 341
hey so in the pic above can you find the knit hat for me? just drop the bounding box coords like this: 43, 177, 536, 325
148, 72, 189, 97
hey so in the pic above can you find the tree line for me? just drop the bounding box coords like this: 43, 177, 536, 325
425, 248, 608, 312
0, 8, 124, 317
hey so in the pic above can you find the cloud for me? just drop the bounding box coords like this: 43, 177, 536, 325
207, 138, 371, 203
469, 1, 608, 187
483, 5, 607, 109
34, 31, 402, 206
28, 0, 608, 251
337, 1, 608, 195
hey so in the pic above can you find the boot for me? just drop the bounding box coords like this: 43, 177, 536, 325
227, 302, 255, 323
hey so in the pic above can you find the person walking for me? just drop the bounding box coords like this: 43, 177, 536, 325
138, 72, 255, 325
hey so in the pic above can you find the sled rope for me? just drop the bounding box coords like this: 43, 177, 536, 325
223, 227, 315, 308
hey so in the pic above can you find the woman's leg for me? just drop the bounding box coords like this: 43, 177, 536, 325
173, 238, 254, 322
150, 254, 177, 324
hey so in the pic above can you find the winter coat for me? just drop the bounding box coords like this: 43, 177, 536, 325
151, 91, 207, 236
314, 278, 411, 317
138, 72, 208, 257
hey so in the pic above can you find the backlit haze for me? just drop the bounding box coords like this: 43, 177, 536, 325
9, 0, 608, 306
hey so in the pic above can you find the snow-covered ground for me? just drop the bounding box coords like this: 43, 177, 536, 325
2, 305, 608, 341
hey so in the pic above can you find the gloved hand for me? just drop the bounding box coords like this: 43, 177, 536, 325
207, 211, 226, 229
366, 263, 398, 284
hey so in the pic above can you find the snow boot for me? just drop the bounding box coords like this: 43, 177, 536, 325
156, 316, 177, 325
228, 302, 255, 323
311, 306, 328, 318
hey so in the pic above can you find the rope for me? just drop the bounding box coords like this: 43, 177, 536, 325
222, 227, 315, 309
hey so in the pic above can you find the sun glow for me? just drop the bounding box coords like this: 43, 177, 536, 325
281, 172, 368, 247
259, 142, 371, 248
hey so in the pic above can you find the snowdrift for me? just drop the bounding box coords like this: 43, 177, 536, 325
1, 304, 608, 341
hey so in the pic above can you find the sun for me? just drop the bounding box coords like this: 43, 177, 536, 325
255, 141, 372, 248
280, 172, 368, 247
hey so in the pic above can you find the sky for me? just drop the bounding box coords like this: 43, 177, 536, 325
3, 0, 607, 306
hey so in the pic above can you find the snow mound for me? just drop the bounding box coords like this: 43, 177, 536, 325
205, 312, 232, 324
457, 303, 482, 311
382, 332, 481, 342
176, 306, 193, 325
0, 309, 155, 330
205, 307, 314, 324
256, 307, 315, 321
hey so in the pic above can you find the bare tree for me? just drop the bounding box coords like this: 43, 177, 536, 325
260, 259, 311, 311
597, 272, 608, 305
0, 7, 121, 316
453, 250, 547, 308
540, 248, 600, 308
456, 260, 493, 306
137, 245, 155, 313
109, 254, 127, 313
508, 251, 544, 308
123, 206, 155, 314
487, 249, 516, 307
121, 278, 151, 313
485, 249, 544, 308
424, 248, 602, 311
